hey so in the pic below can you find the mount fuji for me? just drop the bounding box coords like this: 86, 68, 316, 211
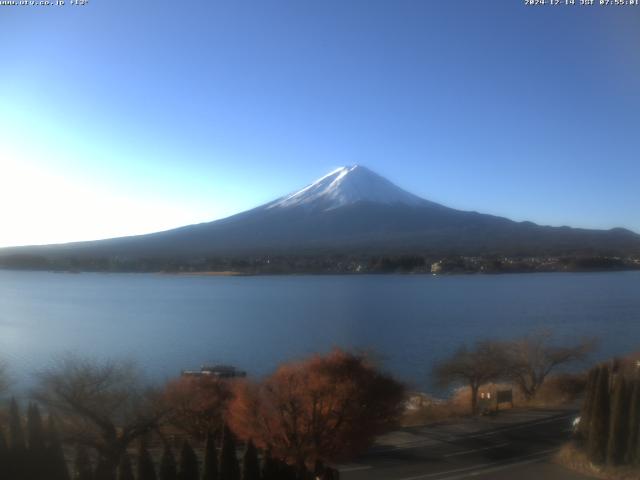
2, 165, 639, 266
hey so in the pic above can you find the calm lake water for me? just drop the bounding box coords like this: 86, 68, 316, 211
0, 270, 639, 392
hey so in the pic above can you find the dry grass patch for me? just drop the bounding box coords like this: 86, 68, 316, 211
402, 373, 587, 427
555, 443, 640, 480
402, 395, 467, 426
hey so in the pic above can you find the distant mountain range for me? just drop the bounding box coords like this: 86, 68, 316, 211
2, 166, 639, 270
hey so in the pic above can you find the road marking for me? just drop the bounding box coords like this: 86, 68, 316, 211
461, 413, 574, 439
372, 413, 574, 453
373, 439, 441, 453
396, 448, 556, 480
441, 452, 553, 479
398, 462, 501, 480
338, 465, 372, 472
442, 442, 510, 458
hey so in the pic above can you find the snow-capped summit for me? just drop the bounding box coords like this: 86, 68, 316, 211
267, 165, 427, 211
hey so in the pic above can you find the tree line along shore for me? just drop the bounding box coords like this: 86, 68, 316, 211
1, 253, 639, 275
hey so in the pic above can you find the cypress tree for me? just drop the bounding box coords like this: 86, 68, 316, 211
315, 460, 336, 480
27, 403, 46, 454
578, 368, 597, 442
274, 459, 295, 480
137, 442, 158, 480
47, 415, 71, 480
179, 440, 199, 480
159, 444, 178, 480
25, 404, 40, 480
587, 365, 610, 464
626, 378, 640, 464
219, 425, 239, 480
73, 445, 94, 480
9, 397, 27, 480
241, 440, 260, 480
637, 416, 640, 466
295, 461, 308, 480
606, 376, 629, 465
0, 430, 8, 477
94, 456, 116, 480
9, 398, 26, 451
260, 449, 277, 480
313, 460, 324, 479
325, 467, 340, 480
201, 432, 218, 480
117, 454, 135, 480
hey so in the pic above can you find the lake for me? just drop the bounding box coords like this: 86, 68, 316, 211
0, 270, 639, 393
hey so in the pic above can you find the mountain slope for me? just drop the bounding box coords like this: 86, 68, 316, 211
2, 165, 639, 262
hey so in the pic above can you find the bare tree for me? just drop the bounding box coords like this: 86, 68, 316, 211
33, 356, 165, 478
433, 341, 508, 414
162, 375, 233, 440
503, 331, 595, 400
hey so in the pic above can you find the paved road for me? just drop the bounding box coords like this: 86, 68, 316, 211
340, 408, 594, 480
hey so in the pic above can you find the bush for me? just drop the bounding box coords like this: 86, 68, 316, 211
534, 373, 588, 406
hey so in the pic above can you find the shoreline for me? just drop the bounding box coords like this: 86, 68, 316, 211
1, 267, 640, 276
160, 270, 251, 277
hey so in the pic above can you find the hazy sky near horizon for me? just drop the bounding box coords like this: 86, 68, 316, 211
1, 1, 639, 247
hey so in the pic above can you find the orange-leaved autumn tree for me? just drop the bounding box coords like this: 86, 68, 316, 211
228, 349, 405, 468
162, 375, 233, 440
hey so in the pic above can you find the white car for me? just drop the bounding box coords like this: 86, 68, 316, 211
571, 416, 581, 435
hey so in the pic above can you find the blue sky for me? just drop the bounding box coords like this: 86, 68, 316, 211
1, 0, 639, 247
